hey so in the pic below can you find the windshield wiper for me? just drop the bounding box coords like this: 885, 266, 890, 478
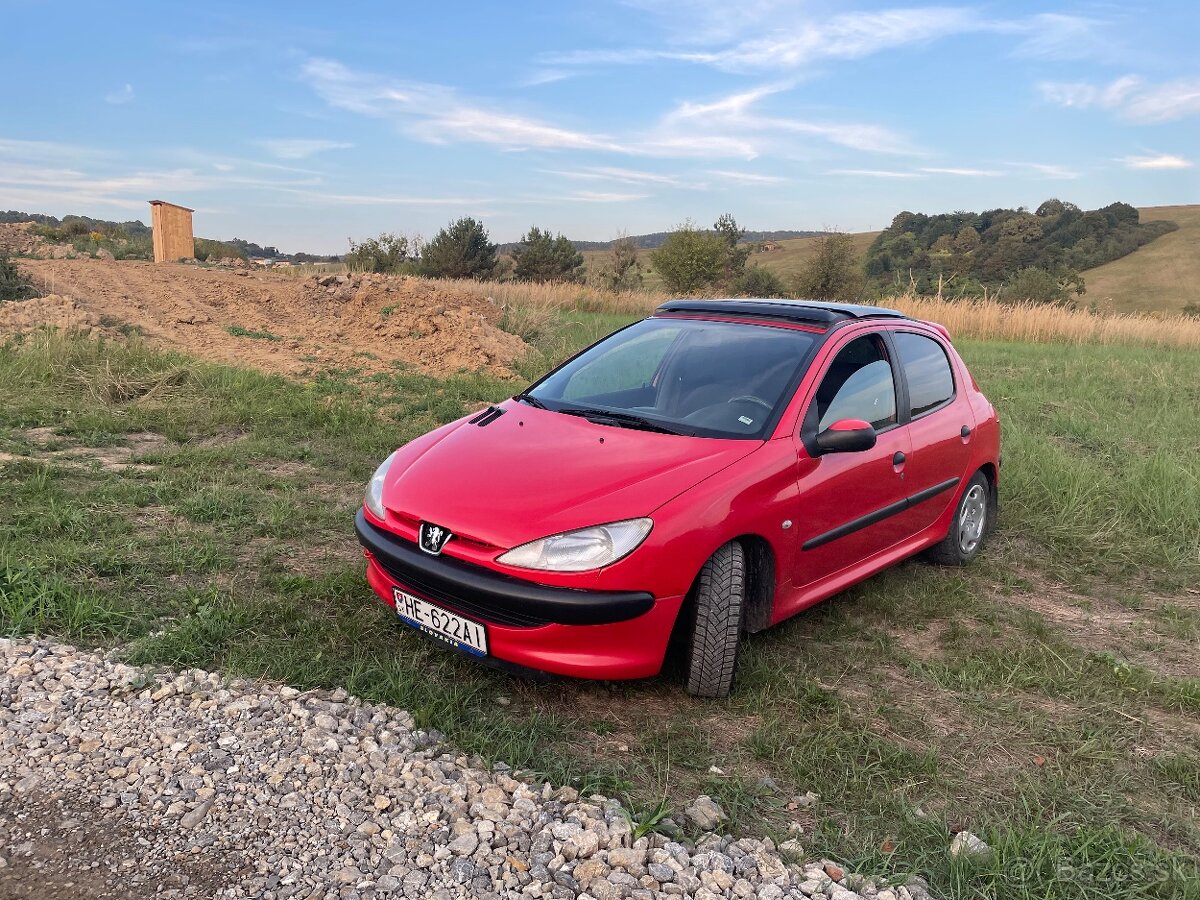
557, 407, 689, 436
513, 393, 548, 409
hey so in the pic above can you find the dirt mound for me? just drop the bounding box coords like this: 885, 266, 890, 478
0, 222, 47, 256
0, 294, 104, 333
6, 259, 528, 378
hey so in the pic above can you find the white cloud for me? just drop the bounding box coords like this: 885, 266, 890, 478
519, 69, 574, 87
254, 138, 354, 159
1011, 162, 1081, 180
1007, 13, 1112, 61
0, 137, 113, 163
919, 166, 1003, 177
706, 170, 788, 185
104, 83, 135, 105
300, 58, 623, 153
649, 83, 917, 158
707, 7, 983, 71
299, 59, 905, 161
542, 166, 688, 186
619, 0, 792, 44
1039, 75, 1200, 123
826, 169, 922, 178
1121, 153, 1193, 170
0, 140, 327, 214
273, 189, 496, 207
557, 191, 649, 203
544, 8, 1110, 73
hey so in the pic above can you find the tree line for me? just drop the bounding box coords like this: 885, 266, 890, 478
346, 214, 795, 295
864, 200, 1177, 303
352, 199, 1175, 306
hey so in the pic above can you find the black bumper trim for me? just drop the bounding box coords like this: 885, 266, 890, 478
355, 510, 655, 627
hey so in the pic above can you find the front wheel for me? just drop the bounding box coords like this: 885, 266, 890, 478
684, 541, 745, 698
924, 471, 992, 566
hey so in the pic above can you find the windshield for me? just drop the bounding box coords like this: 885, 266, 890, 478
525, 317, 819, 439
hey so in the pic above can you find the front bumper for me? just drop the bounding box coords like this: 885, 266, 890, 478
354, 510, 683, 679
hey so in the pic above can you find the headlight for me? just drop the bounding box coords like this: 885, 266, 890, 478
497, 518, 652, 572
364, 451, 399, 520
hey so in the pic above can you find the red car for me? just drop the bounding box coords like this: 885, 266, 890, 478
356, 299, 1000, 697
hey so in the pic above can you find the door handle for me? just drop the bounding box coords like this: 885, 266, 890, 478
892, 451, 906, 466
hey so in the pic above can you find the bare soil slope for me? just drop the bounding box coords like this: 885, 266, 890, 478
3, 259, 527, 377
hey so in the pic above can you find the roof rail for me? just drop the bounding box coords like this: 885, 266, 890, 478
655, 298, 908, 325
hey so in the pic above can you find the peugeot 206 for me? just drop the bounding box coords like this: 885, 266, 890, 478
355, 299, 1000, 697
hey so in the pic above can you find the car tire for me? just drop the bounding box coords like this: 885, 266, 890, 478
924, 471, 993, 566
684, 541, 745, 699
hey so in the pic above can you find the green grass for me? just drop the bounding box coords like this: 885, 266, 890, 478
1, 325, 1198, 900
226, 324, 283, 341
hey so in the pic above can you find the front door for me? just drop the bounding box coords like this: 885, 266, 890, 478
791, 332, 915, 590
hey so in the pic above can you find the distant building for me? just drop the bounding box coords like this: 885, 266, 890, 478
149, 200, 194, 262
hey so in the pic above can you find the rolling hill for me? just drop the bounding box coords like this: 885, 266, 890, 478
582, 230, 880, 292
582, 204, 1197, 313
1076, 205, 1200, 314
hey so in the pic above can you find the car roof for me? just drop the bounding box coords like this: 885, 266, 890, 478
655, 298, 909, 327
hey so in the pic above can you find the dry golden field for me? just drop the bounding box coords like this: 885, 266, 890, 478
459, 278, 1200, 351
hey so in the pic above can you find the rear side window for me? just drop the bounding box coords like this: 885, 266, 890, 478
814, 335, 897, 431
894, 332, 955, 417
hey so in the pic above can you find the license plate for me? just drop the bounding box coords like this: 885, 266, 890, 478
392, 588, 488, 657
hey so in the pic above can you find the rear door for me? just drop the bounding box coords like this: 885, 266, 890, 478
887, 329, 976, 531
790, 330, 915, 589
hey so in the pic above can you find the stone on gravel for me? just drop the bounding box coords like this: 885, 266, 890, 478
448, 831, 479, 855
684, 795, 726, 830
179, 797, 215, 829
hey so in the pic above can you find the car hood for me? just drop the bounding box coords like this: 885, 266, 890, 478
382, 401, 758, 549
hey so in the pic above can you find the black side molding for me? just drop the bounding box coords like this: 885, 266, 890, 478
355, 510, 654, 626
803, 477, 961, 551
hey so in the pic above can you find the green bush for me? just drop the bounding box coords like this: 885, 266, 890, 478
651, 220, 727, 293
1002, 267, 1081, 305
511, 227, 584, 283
794, 232, 865, 301
652, 214, 751, 294
194, 238, 248, 262
420, 217, 498, 279
730, 265, 788, 297
594, 233, 643, 292
345, 233, 417, 274
0, 255, 40, 301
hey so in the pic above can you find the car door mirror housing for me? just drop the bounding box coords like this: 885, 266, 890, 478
815, 418, 877, 454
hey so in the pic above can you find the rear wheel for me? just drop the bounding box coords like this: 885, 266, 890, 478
684, 541, 745, 698
924, 471, 992, 566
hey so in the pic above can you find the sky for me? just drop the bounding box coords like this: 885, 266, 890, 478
3, 0, 1198, 253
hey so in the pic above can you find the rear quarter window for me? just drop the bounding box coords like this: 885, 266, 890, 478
893, 332, 955, 417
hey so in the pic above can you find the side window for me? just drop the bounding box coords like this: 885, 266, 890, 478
814, 335, 897, 431
893, 332, 955, 417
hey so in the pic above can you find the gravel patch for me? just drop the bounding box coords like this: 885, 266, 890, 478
0, 638, 937, 899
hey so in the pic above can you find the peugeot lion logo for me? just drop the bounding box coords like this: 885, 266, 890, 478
419, 522, 453, 556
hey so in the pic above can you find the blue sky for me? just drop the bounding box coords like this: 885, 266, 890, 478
3, 1, 1198, 253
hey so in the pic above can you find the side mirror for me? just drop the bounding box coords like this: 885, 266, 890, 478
815, 418, 877, 454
